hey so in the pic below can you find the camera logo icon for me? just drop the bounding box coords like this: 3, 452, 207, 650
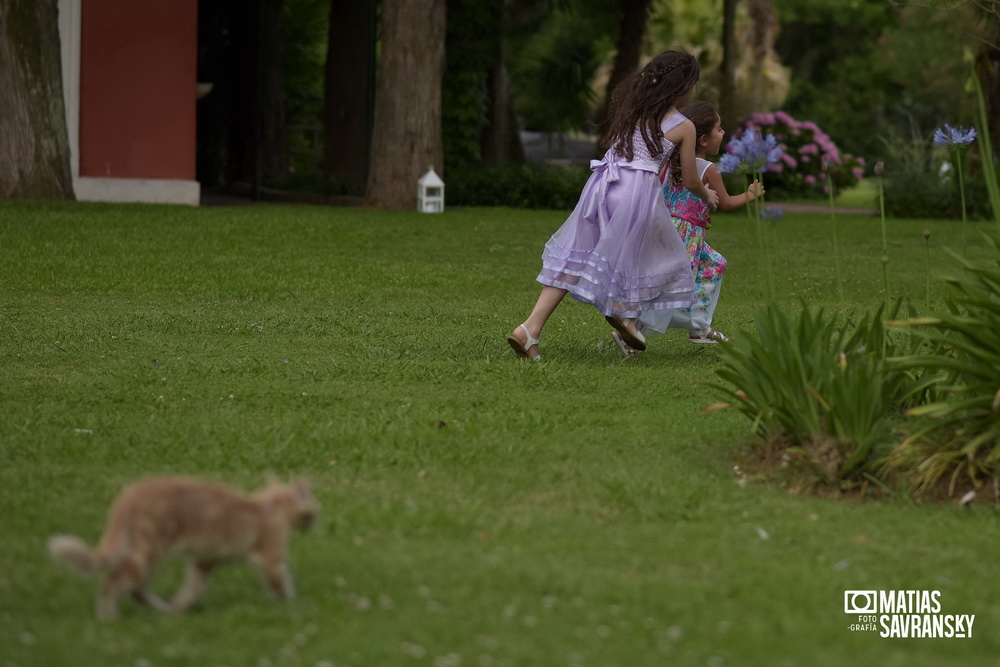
844, 590, 878, 614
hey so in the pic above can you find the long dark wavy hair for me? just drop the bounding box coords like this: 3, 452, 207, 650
603, 51, 700, 161
667, 102, 719, 187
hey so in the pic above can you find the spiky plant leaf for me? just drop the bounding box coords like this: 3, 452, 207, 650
886, 228, 1000, 495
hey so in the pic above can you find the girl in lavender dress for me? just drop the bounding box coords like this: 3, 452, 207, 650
627, 102, 764, 354
507, 51, 719, 361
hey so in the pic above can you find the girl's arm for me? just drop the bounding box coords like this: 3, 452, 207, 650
666, 120, 719, 209
703, 165, 765, 211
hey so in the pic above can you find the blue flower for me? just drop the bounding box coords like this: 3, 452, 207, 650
933, 124, 977, 149
760, 206, 784, 220
717, 153, 742, 174
718, 130, 783, 174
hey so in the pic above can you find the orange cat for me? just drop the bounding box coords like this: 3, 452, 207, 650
48, 475, 318, 619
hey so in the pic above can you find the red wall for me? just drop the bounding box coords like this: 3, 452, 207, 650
79, 0, 197, 180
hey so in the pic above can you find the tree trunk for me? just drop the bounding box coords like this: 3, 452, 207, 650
481, 0, 523, 166
718, 0, 739, 135
482, 46, 524, 166
367, 0, 447, 209
595, 0, 652, 152
221, 1, 257, 190
746, 0, 778, 112
976, 21, 1000, 162
258, 0, 287, 183
324, 0, 376, 194
0, 0, 74, 199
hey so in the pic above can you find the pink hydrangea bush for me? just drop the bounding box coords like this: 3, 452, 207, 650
729, 111, 865, 198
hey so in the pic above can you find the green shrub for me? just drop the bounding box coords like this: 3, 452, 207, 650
446, 163, 590, 209
886, 229, 1000, 497
878, 132, 994, 220
706, 301, 933, 491
730, 111, 865, 199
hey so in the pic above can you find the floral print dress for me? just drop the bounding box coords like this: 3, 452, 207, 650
639, 158, 726, 334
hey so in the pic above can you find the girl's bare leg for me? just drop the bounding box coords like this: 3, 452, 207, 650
510, 286, 567, 357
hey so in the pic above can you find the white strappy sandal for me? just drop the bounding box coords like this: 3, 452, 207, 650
604, 315, 647, 351
611, 332, 637, 359
688, 328, 729, 344
507, 323, 541, 361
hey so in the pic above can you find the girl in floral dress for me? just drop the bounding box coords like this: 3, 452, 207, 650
629, 103, 763, 352
507, 52, 719, 361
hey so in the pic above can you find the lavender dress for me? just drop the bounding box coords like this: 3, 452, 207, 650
536, 114, 696, 319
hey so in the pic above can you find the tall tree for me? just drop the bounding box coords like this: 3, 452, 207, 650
0, 0, 74, 200
718, 0, 739, 135
745, 0, 779, 112
259, 0, 288, 184
973, 4, 1000, 158
481, 45, 524, 166
595, 0, 653, 150
324, 0, 376, 193
366, 0, 447, 209
443, 0, 524, 170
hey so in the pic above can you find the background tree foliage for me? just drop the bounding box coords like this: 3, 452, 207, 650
442, 0, 506, 171
772, 0, 973, 161
3, 0, 994, 205
193, 0, 1000, 205
507, 1, 616, 139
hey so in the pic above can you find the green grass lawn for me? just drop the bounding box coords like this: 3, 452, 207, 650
835, 178, 878, 209
1, 200, 998, 666
768, 178, 878, 210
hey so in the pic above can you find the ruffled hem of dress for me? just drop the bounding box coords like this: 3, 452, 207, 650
537, 242, 696, 319
540, 240, 692, 287
537, 274, 695, 319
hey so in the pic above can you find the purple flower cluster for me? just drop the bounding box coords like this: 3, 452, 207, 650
760, 206, 784, 220
727, 111, 865, 197
933, 124, 977, 149
718, 130, 783, 175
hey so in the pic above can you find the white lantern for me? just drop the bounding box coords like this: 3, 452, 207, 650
417, 166, 445, 213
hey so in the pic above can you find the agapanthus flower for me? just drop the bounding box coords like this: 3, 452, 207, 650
933, 124, 977, 148
717, 152, 742, 174
933, 124, 975, 256
719, 130, 783, 174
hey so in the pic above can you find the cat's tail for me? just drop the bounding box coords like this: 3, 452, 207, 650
48, 535, 115, 575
